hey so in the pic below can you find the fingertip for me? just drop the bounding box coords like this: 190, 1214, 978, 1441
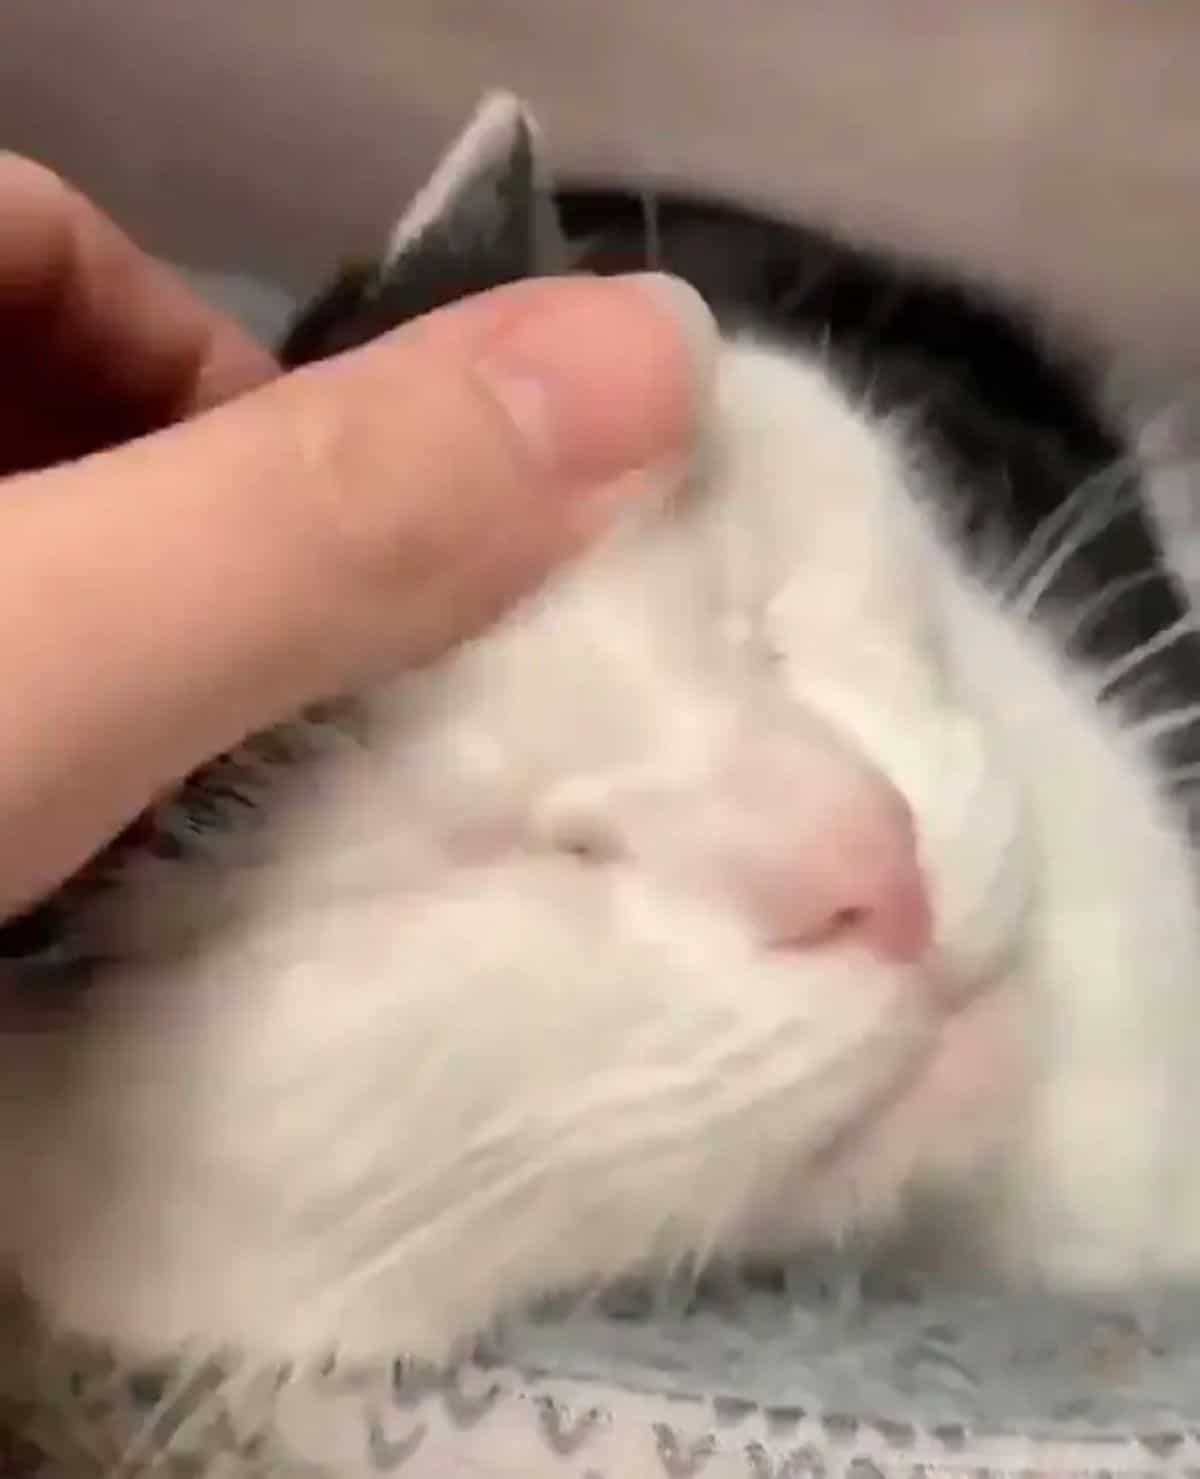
627, 272, 721, 405
464, 271, 718, 494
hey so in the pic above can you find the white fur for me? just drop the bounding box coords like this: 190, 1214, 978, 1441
5, 336, 1200, 1364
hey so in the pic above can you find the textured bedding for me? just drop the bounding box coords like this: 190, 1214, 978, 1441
8, 1271, 1200, 1475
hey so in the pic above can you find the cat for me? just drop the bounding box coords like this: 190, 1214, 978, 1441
4, 92, 1200, 1367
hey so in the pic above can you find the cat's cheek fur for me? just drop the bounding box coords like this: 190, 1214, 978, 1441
935, 568, 1200, 1291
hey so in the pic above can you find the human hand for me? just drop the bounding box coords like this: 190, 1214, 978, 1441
0, 155, 715, 922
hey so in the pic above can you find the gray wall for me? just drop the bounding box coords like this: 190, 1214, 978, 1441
4, 2, 1200, 378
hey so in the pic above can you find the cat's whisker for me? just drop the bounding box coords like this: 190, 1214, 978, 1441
108, 1352, 213, 1477
1097, 615, 1199, 695
999, 464, 1119, 599
774, 259, 836, 318
1133, 703, 1200, 745
318, 1016, 872, 1303
641, 186, 661, 271
1006, 458, 1136, 603
1058, 568, 1163, 650
1005, 462, 1138, 615
854, 367, 886, 421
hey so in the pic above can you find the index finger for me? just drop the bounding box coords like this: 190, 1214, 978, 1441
0, 153, 277, 428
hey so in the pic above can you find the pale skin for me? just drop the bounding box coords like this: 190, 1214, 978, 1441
0, 154, 713, 922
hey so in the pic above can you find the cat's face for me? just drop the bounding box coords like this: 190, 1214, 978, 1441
261, 334, 1038, 1255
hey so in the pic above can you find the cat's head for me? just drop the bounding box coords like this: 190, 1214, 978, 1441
263, 95, 1200, 1277
38, 98, 1200, 1362
270, 97, 1075, 1257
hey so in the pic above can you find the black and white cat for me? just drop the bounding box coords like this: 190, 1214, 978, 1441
4, 93, 1200, 1365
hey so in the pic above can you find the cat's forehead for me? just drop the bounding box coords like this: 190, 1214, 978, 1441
711, 337, 914, 524
695, 338, 934, 648
494, 340, 912, 633
396, 337, 935, 769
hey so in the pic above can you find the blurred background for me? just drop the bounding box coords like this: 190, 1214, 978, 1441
2, 1, 1200, 380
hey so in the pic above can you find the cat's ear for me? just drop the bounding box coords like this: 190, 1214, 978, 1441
280, 92, 569, 366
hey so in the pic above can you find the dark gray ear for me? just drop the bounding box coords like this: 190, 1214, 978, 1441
281, 92, 569, 366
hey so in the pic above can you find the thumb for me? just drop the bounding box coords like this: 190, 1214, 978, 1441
0, 272, 716, 914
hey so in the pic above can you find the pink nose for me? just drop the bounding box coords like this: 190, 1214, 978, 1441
714, 734, 933, 965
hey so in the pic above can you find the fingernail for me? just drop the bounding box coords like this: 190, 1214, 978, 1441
627, 273, 721, 401
479, 272, 718, 492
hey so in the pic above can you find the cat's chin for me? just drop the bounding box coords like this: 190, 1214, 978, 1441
749, 980, 1025, 1262
871, 985, 1024, 1154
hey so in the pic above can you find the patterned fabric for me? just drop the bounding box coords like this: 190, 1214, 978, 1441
5, 1280, 1200, 1477
2, 1307, 1200, 1479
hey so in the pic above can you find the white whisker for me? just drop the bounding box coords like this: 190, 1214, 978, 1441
774, 259, 834, 317
1000, 465, 1117, 598
1058, 568, 1163, 649
110, 1352, 230, 1478
1002, 462, 1136, 614
641, 188, 661, 271
1133, 703, 1200, 745
1098, 615, 1198, 693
